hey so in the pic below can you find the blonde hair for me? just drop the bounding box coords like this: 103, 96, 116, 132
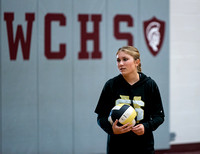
116, 46, 142, 72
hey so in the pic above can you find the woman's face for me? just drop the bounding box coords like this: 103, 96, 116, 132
116, 51, 138, 76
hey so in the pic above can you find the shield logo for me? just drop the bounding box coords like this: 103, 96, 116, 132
143, 17, 165, 56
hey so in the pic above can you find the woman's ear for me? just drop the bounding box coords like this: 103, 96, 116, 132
135, 59, 140, 66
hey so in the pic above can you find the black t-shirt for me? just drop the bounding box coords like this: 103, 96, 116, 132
95, 72, 165, 154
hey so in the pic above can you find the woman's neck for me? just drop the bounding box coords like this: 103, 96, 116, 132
123, 72, 140, 85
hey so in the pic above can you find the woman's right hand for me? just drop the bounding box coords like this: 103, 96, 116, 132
112, 119, 133, 134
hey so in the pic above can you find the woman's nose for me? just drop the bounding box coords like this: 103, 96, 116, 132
119, 61, 124, 65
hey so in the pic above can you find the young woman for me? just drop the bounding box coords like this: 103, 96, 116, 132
95, 46, 165, 154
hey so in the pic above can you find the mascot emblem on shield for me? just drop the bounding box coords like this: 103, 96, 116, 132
143, 17, 165, 56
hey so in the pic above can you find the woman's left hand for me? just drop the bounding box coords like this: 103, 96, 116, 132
132, 124, 145, 135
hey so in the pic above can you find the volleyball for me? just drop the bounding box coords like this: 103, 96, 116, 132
108, 104, 137, 126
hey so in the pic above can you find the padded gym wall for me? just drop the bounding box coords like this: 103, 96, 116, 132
0, 0, 169, 153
